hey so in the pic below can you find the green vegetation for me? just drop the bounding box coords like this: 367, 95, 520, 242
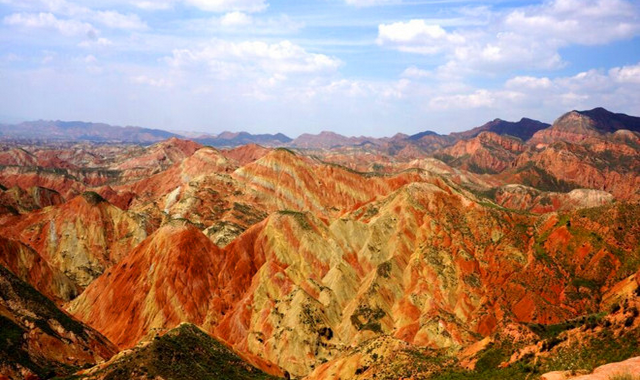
278, 209, 312, 230
467, 162, 498, 175
275, 147, 297, 155
609, 373, 640, 380
81, 191, 106, 205
516, 163, 579, 193
72, 324, 278, 380
0, 267, 87, 378
350, 304, 386, 333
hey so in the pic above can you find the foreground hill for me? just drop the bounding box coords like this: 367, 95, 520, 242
68, 323, 279, 380
0, 265, 117, 379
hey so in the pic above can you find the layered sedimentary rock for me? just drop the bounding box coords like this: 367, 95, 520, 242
0, 192, 147, 287
434, 131, 525, 174
0, 265, 117, 380
0, 236, 78, 303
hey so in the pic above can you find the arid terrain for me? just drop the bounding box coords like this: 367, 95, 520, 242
0, 107, 639, 380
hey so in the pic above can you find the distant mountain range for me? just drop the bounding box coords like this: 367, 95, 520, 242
0, 120, 178, 143
1, 108, 637, 149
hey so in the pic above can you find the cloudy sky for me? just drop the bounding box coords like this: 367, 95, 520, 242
1, 0, 639, 137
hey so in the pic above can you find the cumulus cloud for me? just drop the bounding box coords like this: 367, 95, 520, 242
377, 20, 464, 54
91, 10, 146, 30
166, 39, 341, 78
4, 12, 97, 37
78, 37, 113, 48
609, 62, 640, 84
505, 76, 553, 90
425, 61, 640, 113
132, 75, 174, 87
220, 11, 252, 27
377, 0, 640, 73
429, 89, 524, 110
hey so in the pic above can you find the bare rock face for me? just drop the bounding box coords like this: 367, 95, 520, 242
494, 185, 614, 213
0, 265, 117, 380
113, 137, 202, 173
564, 356, 640, 379
0, 185, 63, 215
232, 148, 422, 217
0, 108, 639, 379
66, 221, 262, 350
0, 236, 78, 304
0, 192, 147, 287
435, 132, 525, 174
222, 143, 272, 166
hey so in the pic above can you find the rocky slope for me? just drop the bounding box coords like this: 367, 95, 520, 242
435, 131, 525, 174
66, 220, 274, 359
0, 107, 638, 379
0, 192, 147, 287
0, 265, 117, 380
0, 236, 78, 304
67, 323, 280, 380
452, 117, 550, 141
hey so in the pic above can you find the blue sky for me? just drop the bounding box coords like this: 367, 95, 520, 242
1, 0, 639, 137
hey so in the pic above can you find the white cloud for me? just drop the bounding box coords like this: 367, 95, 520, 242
503, 0, 639, 45
92, 10, 146, 30
78, 37, 113, 48
609, 62, 640, 84
2, 0, 147, 38
377, 0, 640, 73
430, 61, 640, 112
429, 89, 524, 110
166, 39, 341, 78
344, 0, 399, 7
184, 0, 267, 13
4, 12, 97, 37
505, 76, 553, 90
134, 1, 175, 10
401, 66, 431, 79
132, 75, 173, 87
220, 11, 252, 27
377, 19, 464, 54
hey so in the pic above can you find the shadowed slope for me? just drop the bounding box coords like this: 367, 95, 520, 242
69, 323, 279, 380
0, 265, 117, 380
0, 236, 78, 304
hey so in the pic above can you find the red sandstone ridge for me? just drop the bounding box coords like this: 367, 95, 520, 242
434, 131, 525, 174
0, 107, 638, 379
0, 191, 147, 287
529, 108, 640, 146
67, 221, 266, 351
113, 137, 201, 172
0, 148, 39, 167
222, 143, 271, 166
232, 148, 422, 216
0, 185, 63, 215
290, 131, 378, 149
0, 236, 78, 303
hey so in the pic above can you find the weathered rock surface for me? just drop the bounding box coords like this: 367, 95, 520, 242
0, 265, 117, 380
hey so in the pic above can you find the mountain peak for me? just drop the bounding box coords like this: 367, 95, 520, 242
452, 117, 550, 141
